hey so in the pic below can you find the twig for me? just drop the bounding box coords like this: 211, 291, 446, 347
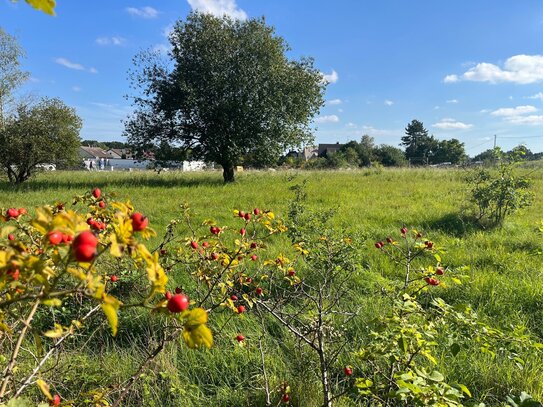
0, 297, 41, 398
13, 305, 100, 399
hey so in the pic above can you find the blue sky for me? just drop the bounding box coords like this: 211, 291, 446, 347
3, 0, 543, 155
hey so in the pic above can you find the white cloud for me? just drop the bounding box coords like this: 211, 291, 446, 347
56, 58, 97, 73
384, 100, 394, 106
96, 36, 126, 46
446, 99, 458, 104
360, 125, 400, 137
507, 115, 543, 125
153, 44, 171, 54
432, 118, 473, 130
444, 55, 543, 84
72, 86, 82, 92
126, 6, 159, 19
29, 77, 40, 83
55, 57, 84, 71
346, 122, 356, 128
321, 70, 339, 84
315, 115, 340, 124
527, 92, 543, 101
490, 105, 537, 117
187, 0, 247, 20
327, 98, 342, 105
443, 74, 459, 83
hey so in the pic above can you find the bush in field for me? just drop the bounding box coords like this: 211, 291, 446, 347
0, 189, 290, 406
466, 148, 534, 225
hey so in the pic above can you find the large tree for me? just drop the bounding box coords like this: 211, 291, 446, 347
0, 28, 29, 128
124, 12, 325, 182
0, 98, 82, 184
401, 119, 438, 164
433, 138, 467, 164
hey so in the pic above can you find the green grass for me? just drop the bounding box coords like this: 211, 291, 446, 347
2, 166, 543, 405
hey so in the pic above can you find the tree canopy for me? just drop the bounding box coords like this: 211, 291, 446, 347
401, 120, 438, 164
0, 28, 29, 128
124, 12, 325, 182
0, 98, 82, 183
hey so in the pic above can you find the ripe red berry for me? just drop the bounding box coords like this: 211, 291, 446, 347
51, 394, 61, 406
425, 277, 440, 286
282, 394, 290, 403
287, 268, 296, 277
62, 234, 73, 244
238, 210, 245, 218
98, 201, 106, 209
251, 254, 257, 261
386, 237, 393, 244
8, 268, 20, 280
110, 275, 118, 282
256, 287, 263, 296
131, 212, 149, 231
245, 277, 253, 284
211, 252, 219, 260
240, 228, 246, 236
237, 305, 246, 313
8, 234, 14, 241
160, 249, 167, 255
253, 208, 260, 215
401, 227, 408, 235
165, 292, 172, 300
18, 207, 27, 215
190, 241, 199, 249
7, 208, 19, 218
167, 294, 189, 313
92, 188, 101, 199
250, 242, 257, 249
344, 366, 353, 376
436, 267, 445, 276
425, 241, 434, 249
210, 226, 220, 235
202, 241, 209, 248
48, 231, 63, 245
73, 231, 98, 262
230, 295, 238, 301
244, 213, 251, 221
236, 334, 245, 342
175, 287, 182, 294
374, 242, 383, 249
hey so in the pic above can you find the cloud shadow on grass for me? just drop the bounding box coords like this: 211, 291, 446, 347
424, 212, 488, 237
0, 173, 225, 192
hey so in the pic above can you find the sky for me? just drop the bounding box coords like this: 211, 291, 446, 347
2, 0, 543, 155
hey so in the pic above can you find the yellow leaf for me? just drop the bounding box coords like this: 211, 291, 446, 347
36, 379, 53, 400
102, 295, 121, 336
109, 234, 123, 258
183, 323, 213, 349
43, 323, 65, 338
184, 308, 208, 327
41, 298, 62, 307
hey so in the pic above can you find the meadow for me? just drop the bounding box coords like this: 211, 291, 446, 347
1, 166, 543, 406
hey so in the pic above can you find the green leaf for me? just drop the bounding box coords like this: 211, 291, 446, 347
450, 342, 461, 356
428, 370, 444, 382
397, 335, 408, 353
456, 383, 472, 397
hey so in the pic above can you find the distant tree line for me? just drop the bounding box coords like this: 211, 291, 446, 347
277, 119, 542, 170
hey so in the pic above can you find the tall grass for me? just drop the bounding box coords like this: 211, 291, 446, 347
2, 166, 543, 405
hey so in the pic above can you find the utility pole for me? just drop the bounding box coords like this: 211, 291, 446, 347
493, 134, 497, 149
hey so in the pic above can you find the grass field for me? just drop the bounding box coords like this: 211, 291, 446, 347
1, 167, 543, 406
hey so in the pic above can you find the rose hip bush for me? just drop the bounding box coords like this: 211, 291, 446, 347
0, 189, 290, 406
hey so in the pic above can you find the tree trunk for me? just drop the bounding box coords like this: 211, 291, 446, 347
222, 164, 235, 183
